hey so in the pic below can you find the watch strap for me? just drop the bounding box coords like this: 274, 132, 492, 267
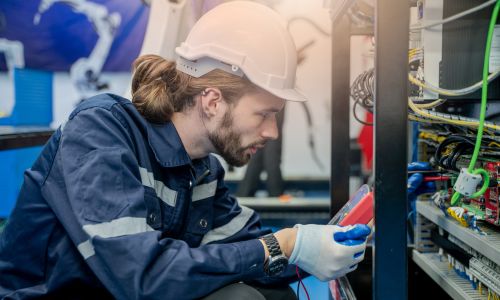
262, 233, 283, 258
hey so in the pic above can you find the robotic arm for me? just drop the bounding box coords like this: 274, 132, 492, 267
0, 38, 24, 117
34, 0, 121, 100
139, 0, 187, 60
0, 38, 24, 72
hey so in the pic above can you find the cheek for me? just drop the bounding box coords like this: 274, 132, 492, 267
236, 117, 263, 135
227, 112, 265, 143
235, 123, 261, 143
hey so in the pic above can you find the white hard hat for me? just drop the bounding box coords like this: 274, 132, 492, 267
175, 1, 307, 102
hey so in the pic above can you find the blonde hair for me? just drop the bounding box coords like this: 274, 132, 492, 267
131, 54, 257, 123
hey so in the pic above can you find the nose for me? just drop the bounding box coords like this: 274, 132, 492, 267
261, 116, 279, 140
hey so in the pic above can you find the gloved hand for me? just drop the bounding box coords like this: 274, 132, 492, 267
408, 162, 437, 228
407, 162, 436, 203
289, 224, 371, 281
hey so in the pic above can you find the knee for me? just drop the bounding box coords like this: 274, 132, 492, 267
202, 283, 265, 300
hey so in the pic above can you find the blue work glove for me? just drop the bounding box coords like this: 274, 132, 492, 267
289, 224, 371, 281
407, 162, 436, 202
408, 162, 437, 226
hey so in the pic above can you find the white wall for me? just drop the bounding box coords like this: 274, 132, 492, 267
277, 0, 333, 179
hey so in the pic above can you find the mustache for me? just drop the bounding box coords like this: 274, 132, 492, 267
246, 140, 267, 149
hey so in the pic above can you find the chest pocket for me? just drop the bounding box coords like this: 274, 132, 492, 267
143, 188, 164, 230
184, 180, 217, 240
139, 167, 180, 232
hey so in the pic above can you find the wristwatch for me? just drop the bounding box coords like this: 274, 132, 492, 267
262, 233, 288, 276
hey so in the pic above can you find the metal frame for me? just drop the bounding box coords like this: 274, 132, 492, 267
373, 0, 409, 298
412, 251, 485, 300
330, 16, 351, 217
416, 201, 500, 266
0, 126, 54, 150
330, 0, 410, 298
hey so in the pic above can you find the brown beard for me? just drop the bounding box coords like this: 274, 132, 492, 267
208, 110, 253, 167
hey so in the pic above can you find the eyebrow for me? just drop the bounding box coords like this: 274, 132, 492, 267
262, 103, 286, 113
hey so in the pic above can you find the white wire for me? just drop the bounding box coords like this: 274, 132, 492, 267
409, 70, 500, 96
414, 107, 500, 129
410, 0, 497, 31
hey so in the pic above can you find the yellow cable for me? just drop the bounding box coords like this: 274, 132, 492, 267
447, 207, 469, 227
412, 99, 447, 109
419, 132, 446, 143
409, 74, 459, 96
411, 116, 495, 135
408, 49, 420, 55
409, 99, 500, 131
409, 115, 441, 124
409, 72, 500, 97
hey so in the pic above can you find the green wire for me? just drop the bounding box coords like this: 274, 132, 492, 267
451, 0, 500, 205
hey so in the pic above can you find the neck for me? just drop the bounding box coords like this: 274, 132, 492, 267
171, 110, 212, 160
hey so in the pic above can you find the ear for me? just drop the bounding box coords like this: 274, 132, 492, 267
200, 88, 224, 118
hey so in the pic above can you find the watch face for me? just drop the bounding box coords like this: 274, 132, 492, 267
267, 255, 288, 276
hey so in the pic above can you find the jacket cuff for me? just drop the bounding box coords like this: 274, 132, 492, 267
234, 239, 266, 278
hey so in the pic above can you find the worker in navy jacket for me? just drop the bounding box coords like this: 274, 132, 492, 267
0, 2, 371, 299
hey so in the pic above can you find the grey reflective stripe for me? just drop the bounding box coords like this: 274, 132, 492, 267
192, 180, 217, 202
77, 240, 95, 260
139, 167, 177, 206
200, 206, 255, 245
60, 121, 67, 132
83, 217, 155, 239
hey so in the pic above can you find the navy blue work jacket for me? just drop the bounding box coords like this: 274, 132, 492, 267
0, 94, 294, 299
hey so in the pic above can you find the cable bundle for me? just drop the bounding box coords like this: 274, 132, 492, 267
350, 68, 374, 125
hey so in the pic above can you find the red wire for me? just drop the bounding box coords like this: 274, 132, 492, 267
295, 266, 310, 300
423, 175, 450, 182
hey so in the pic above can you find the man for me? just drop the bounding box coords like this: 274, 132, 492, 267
0, 2, 371, 299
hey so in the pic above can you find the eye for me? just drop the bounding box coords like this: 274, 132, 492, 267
256, 112, 268, 120
256, 111, 277, 123
260, 111, 275, 119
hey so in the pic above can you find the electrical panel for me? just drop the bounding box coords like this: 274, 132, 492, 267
408, 0, 500, 299
346, 0, 500, 297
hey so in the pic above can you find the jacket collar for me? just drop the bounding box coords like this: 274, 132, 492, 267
146, 121, 193, 168
109, 93, 194, 168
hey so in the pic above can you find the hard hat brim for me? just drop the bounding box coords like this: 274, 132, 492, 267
176, 52, 309, 102
266, 86, 308, 102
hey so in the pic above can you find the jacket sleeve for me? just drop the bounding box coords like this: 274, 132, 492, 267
199, 156, 272, 246
201, 157, 303, 286
41, 105, 267, 300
